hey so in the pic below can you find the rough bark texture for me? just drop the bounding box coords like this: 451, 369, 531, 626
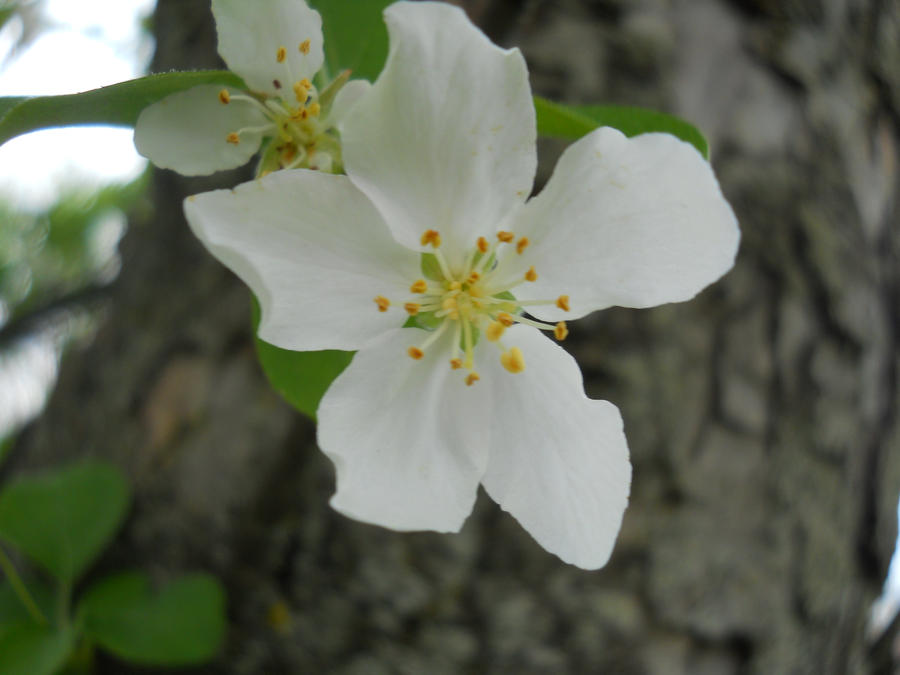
7, 0, 900, 673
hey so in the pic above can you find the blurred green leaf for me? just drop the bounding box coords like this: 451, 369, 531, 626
313, 0, 392, 82
0, 461, 130, 583
79, 571, 225, 666
0, 580, 54, 633
0, 70, 242, 147
534, 96, 709, 158
0, 623, 74, 675
252, 298, 352, 420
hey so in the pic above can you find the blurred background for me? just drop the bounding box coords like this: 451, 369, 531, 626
0, 0, 898, 673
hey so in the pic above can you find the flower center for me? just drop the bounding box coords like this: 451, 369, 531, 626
374, 230, 570, 386
218, 42, 342, 174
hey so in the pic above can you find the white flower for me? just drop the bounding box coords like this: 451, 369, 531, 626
134, 0, 368, 176
183, 1, 740, 569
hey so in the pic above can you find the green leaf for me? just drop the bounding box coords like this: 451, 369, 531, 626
0, 623, 74, 675
0, 581, 54, 631
79, 571, 225, 666
0, 461, 130, 583
0, 70, 242, 147
534, 96, 709, 158
252, 298, 353, 420
313, 0, 392, 82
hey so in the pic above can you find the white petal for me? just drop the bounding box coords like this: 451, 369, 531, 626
212, 0, 324, 97
183, 170, 420, 351
318, 327, 489, 532
340, 1, 536, 264
134, 85, 267, 176
506, 127, 740, 321
478, 325, 631, 569
327, 78, 371, 128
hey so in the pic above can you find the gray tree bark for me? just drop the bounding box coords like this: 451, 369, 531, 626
7, 0, 900, 673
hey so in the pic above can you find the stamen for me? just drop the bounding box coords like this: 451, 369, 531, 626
465, 372, 480, 386
276, 46, 287, 63
410, 279, 428, 293
450, 358, 463, 370
299, 78, 312, 88
421, 229, 441, 248
497, 231, 515, 243
293, 81, 309, 103
554, 321, 569, 341
408, 347, 424, 360
556, 295, 570, 311
516, 237, 529, 254
404, 302, 420, 315
525, 266, 538, 282
374, 296, 390, 312
497, 312, 515, 327
477, 236, 489, 253
299, 39, 311, 54
466, 271, 480, 284
308, 102, 321, 116
500, 347, 526, 374
486, 321, 506, 342
218, 89, 231, 105
226, 132, 240, 144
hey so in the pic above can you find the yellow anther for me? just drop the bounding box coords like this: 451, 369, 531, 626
525, 266, 538, 282
497, 231, 515, 243
486, 321, 506, 342
308, 101, 321, 116
421, 229, 441, 248
556, 295, 570, 311
448, 281, 461, 291
554, 321, 569, 341
516, 237, 530, 254
408, 346, 424, 360
465, 372, 480, 386
477, 236, 489, 253
226, 132, 240, 144
276, 46, 287, 62
497, 312, 515, 327
374, 295, 390, 312
293, 82, 309, 103
218, 89, 231, 104
410, 279, 428, 293
466, 271, 480, 284
299, 78, 312, 88
299, 39, 311, 54
441, 297, 458, 311
500, 347, 526, 374
450, 358, 463, 370
404, 302, 420, 316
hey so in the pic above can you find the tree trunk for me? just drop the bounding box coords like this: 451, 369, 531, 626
8, 0, 899, 673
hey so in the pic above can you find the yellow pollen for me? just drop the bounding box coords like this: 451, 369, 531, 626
421, 229, 441, 248
467, 271, 480, 284
516, 237, 530, 254
486, 321, 506, 342
556, 295, 570, 311
554, 321, 569, 341
441, 297, 458, 311
497, 312, 515, 327
450, 358, 463, 370
293, 82, 309, 103
374, 295, 390, 312
300, 78, 312, 88
218, 89, 230, 104
465, 372, 480, 386
525, 266, 538, 282
500, 347, 526, 374
299, 39, 311, 54
448, 281, 461, 291
497, 231, 515, 243
404, 302, 420, 315
226, 132, 240, 144
308, 102, 321, 116
276, 46, 287, 62
477, 236, 489, 253
410, 279, 428, 293
408, 347, 424, 360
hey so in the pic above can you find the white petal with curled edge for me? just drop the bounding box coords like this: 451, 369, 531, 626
327, 79, 372, 128
134, 85, 268, 176
505, 127, 740, 322
478, 325, 631, 570
183, 170, 420, 351
340, 1, 537, 264
212, 0, 324, 97
318, 327, 490, 532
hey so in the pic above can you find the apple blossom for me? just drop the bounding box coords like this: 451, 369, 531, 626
134, 0, 368, 176
183, 1, 739, 568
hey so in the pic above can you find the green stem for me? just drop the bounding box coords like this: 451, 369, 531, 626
0, 544, 47, 625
